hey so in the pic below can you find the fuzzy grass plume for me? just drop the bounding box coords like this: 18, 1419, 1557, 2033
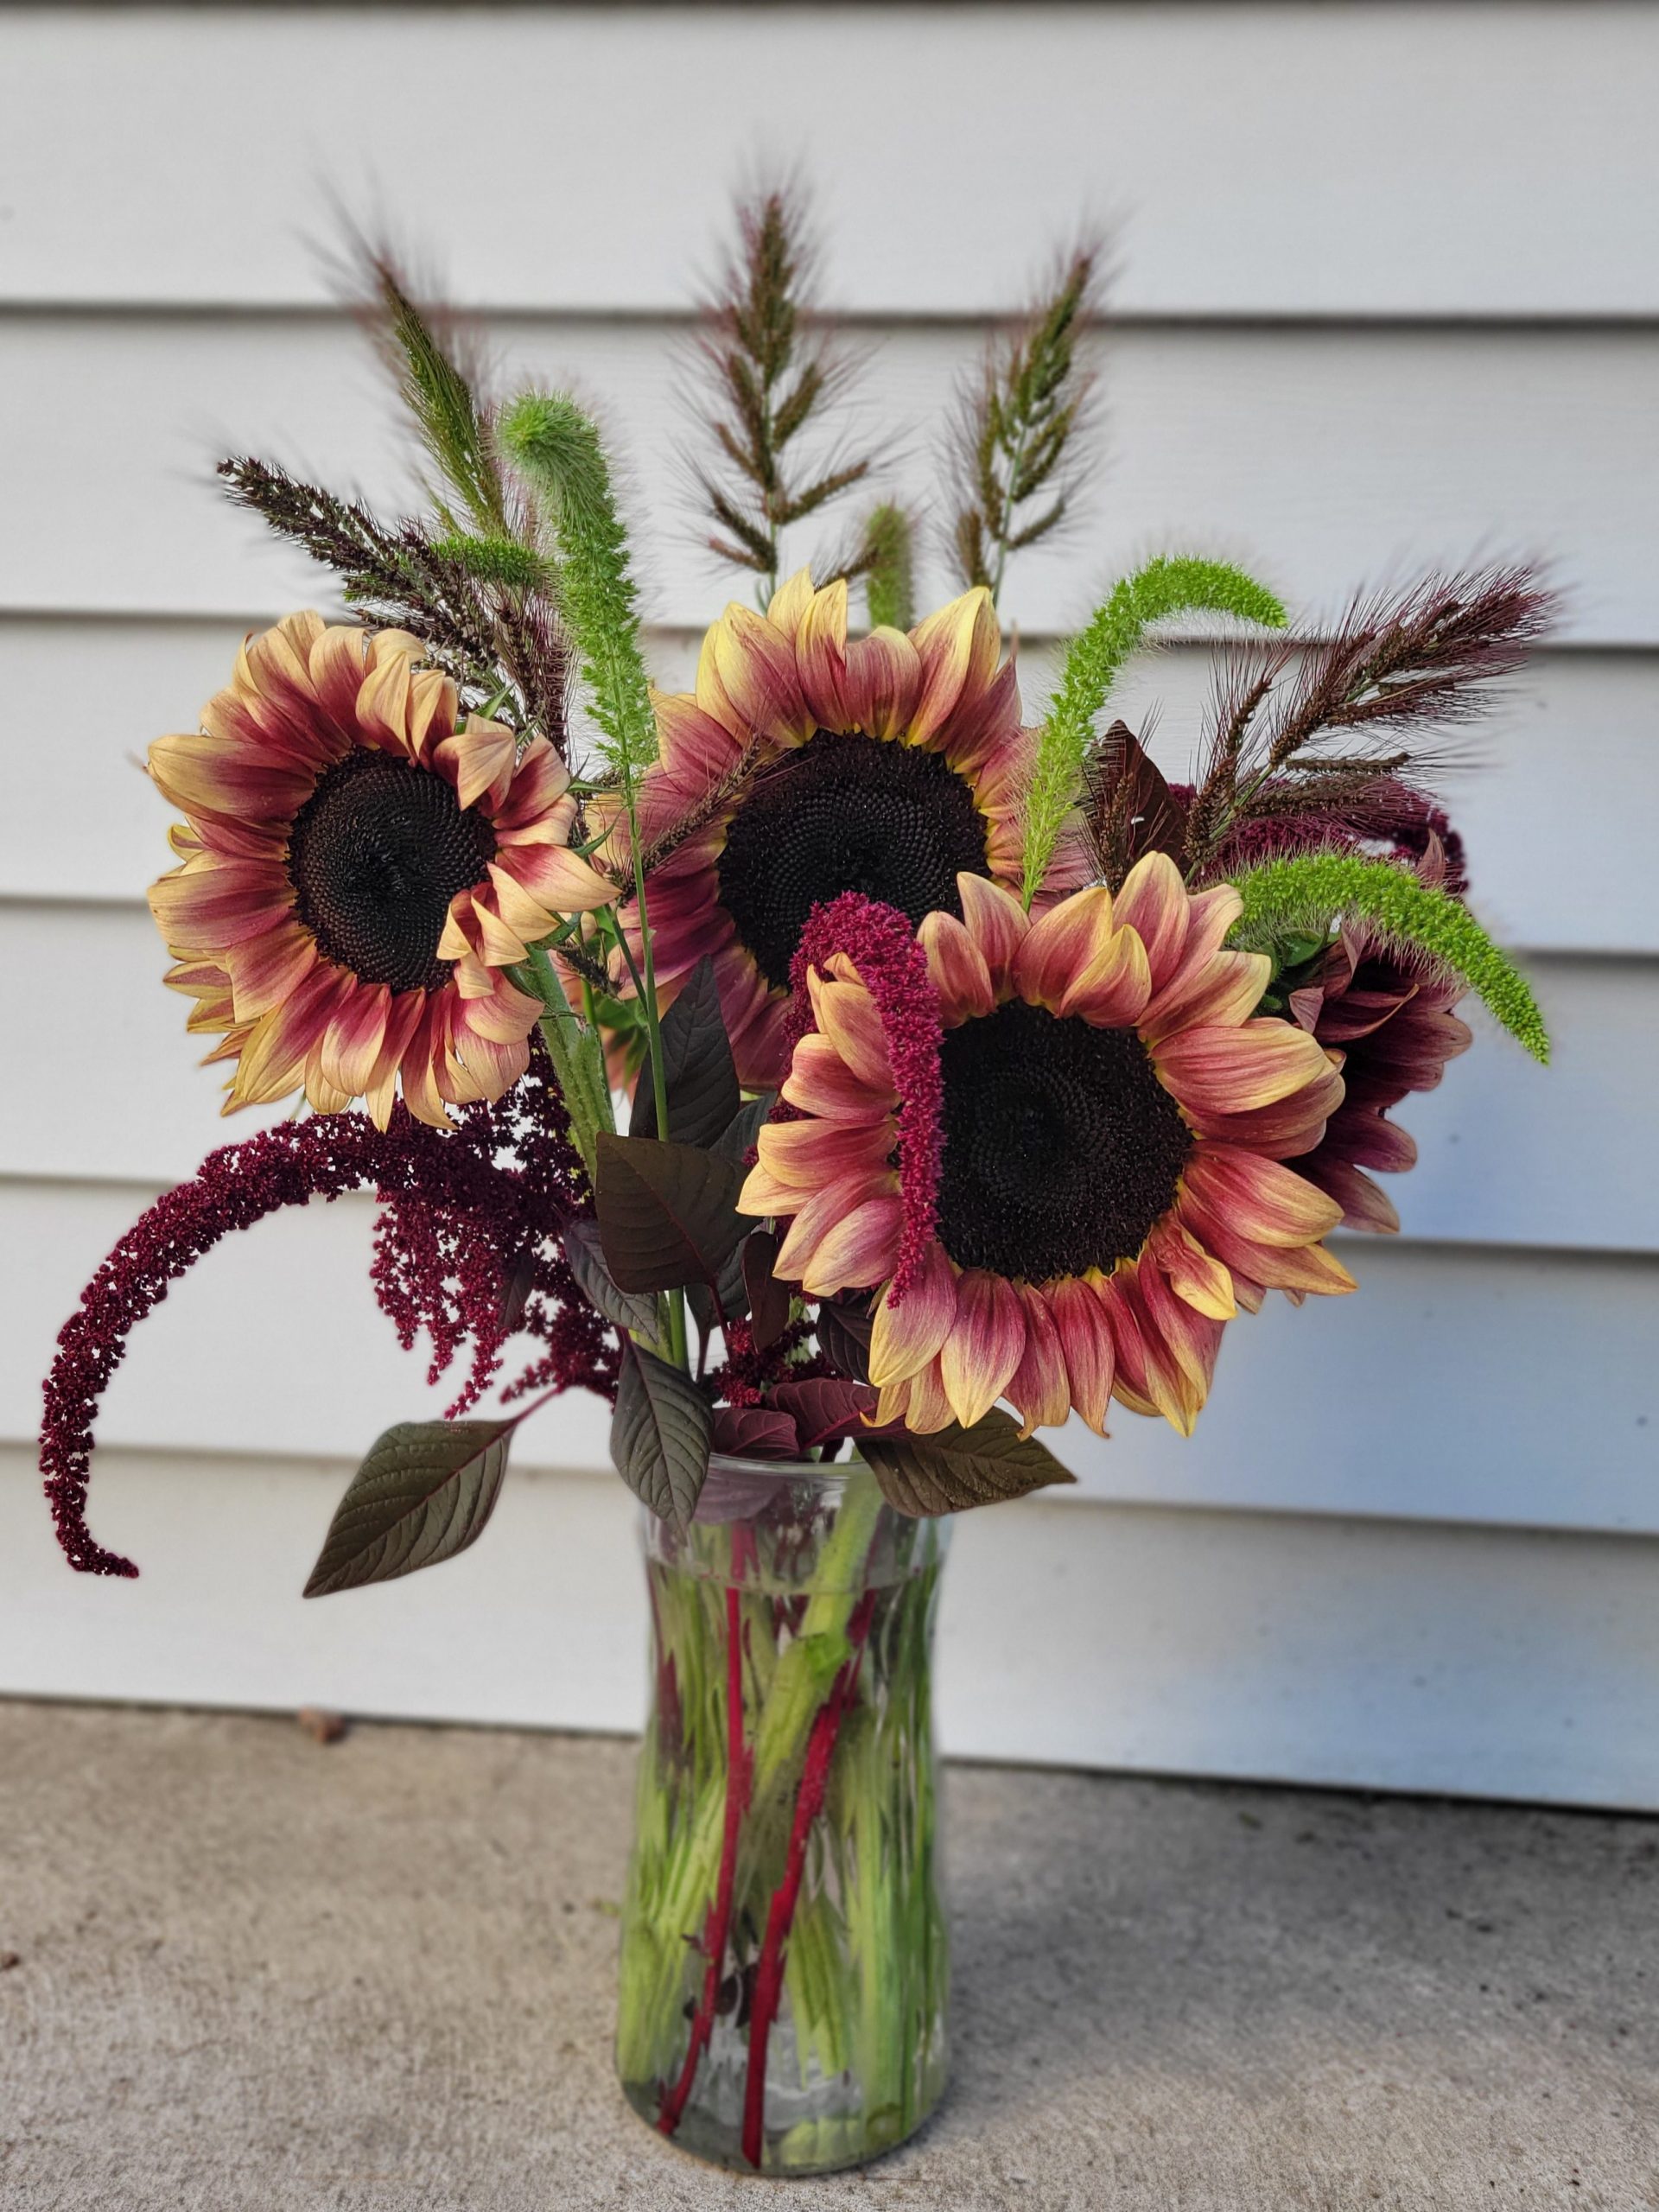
1186, 564, 1554, 874
1020, 556, 1287, 904
499, 393, 657, 795
861, 503, 916, 633
1229, 854, 1550, 1062
364, 254, 510, 537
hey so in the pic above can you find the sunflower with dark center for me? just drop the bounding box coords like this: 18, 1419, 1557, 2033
739, 858, 1356, 1439
148, 613, 612, 1127
607, 568, 1088, 1088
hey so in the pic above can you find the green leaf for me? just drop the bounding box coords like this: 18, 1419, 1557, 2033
611, 1340, 714, 1529
594, 1133, 746, 1294
302, 1419, 514, 1596
561, 1219, 663, 1344
861, 1409, 1075, 1517
626, 957, 740, 1149
1227, 854, 1550, 1062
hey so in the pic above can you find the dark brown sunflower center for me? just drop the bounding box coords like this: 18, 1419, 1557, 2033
286, 750, 497, 993
934, 999, 1192, 1281
715, 729, 992, 991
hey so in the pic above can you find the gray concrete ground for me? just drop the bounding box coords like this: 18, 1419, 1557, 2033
1, 1702, 1656, 2212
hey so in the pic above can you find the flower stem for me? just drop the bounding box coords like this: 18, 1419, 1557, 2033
658, 1552, 754, 2137
740, 1586, 877, 2171
624, 835, 689, 1371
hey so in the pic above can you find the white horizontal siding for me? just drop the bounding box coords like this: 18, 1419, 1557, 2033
5, 5, 1656, 316
7, 1449, 1659, 1811
3, 0, 1650, 1803
0, 898, 1633, 1248
6, 1179, 1653, 1540
6, 618, 1656, 958
4, 315, 1654, 641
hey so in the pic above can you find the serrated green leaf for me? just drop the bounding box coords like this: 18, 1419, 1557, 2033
611, 1340, 714, 1529
594, 1133, 746, 1294
861, 1408, 1074, 1517
302, 1419, 514, 1596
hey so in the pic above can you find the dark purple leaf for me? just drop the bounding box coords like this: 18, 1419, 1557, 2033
594, 1133, 745, 1294
742, 1230, 791, 1351
772, 1377, 880, 1449
303, 1417, 514, 1596
861, 1409, 1074, 1517
561, 1219, 663, 1343
815, 1296, 874, 1384
712, 1406, 802, 1459
628, 957, 740, 1150
611, 1340, 714, 1530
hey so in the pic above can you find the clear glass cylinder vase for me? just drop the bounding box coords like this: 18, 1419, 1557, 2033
616, 1453, 950, 2175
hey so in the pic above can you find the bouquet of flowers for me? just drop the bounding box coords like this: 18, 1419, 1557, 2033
39, 194, 1549, 2174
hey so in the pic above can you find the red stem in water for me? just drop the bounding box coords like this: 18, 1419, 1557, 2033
740, 1587, 878, 2170
658, 1529, 757, 2138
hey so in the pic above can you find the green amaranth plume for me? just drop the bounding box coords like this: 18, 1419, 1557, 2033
429, 532, 554, 593
497, 394, 658, 795
862, 503, 916, 633
1228, 854, 1550, 1063
1020, 556, 1288, 905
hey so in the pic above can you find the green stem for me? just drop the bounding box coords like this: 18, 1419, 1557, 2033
623, 811, 688, 1372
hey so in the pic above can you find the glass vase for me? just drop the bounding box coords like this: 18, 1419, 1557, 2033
616, 1453, 950, 2175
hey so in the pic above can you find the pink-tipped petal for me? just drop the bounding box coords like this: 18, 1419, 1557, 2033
1183, 1147, 1345, 1246
938, 1268, 1027, 1428
1057, 922, 1153, 1028
842, 628, 922, 740
1007, 1283, 1071, 1437
808, 973, 895, 1093
782, 1033, 893, 1124
957, 873, 1029, 997
1112, 852, 1190, 986
869, 1239, 960, 1388
1012, 887, 1116, 1011
1154, 1019, 1339, 1115
798, 1194, 904, 1297
1049, 1275, 1116, 1433
909, 588, 1001, 748
774, 1170, 898, 1286
919, 911, 996, 1024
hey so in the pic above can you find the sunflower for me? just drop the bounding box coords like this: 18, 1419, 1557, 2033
612, 568, 1086, 1088
738, 858, 1355, 1440
147, 613, 612, 1128
1290, 932, 1472, 1232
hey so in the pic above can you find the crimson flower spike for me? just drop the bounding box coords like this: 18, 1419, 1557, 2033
40, 1105, 577, 1577
787, 893, 944, 1305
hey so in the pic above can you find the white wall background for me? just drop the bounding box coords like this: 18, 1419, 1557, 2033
3, 3, 1656, 1807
